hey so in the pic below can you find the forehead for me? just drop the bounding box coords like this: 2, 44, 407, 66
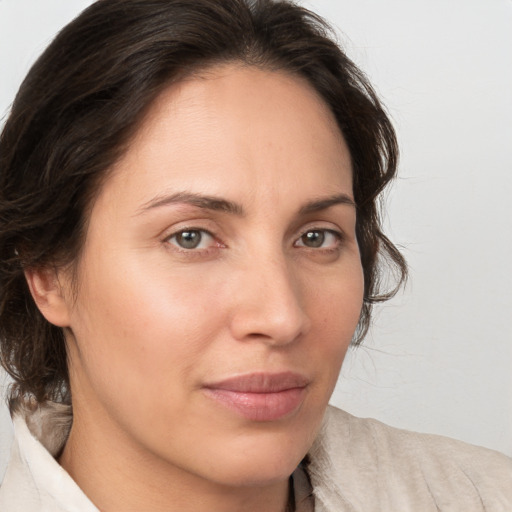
100, 64, 352, 212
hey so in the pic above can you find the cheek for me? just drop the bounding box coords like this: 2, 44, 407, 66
67, 253, 226, 403
307, 259, 364, 333
306, 261, 364, 370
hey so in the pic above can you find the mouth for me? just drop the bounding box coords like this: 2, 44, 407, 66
202, 372, 309, 422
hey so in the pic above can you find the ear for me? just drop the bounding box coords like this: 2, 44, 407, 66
24, 268, 71, 327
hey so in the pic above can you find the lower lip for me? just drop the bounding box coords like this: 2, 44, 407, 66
203, 387, 307, 421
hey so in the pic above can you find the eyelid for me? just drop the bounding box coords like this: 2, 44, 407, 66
293, 226, 344, 249
164, 226, 224, 252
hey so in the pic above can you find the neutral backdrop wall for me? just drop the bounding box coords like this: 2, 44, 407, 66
1, 0, 511, 481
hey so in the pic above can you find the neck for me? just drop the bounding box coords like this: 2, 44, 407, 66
58, 398, 291, 512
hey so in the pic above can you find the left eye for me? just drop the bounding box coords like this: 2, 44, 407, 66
167, 229, 215, 250
295, 229, 341, 249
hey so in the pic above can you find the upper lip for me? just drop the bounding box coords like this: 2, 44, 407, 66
203, 372, 310, 393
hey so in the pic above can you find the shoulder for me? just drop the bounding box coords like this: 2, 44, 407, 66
308, 405, 512, 512
0, 404, 97, 512
322, 405, 512, 475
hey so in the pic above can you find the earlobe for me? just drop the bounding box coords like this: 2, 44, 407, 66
24, 268, 71, 327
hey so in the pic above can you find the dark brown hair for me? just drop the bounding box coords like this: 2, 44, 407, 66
0, 0, 406, 408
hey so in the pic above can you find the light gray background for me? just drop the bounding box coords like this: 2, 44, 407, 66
1, 0, 511, 481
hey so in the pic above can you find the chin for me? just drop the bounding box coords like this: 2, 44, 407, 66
194, 424, 316, 488
209, 455, 303, 488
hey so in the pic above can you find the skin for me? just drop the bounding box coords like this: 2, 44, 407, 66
28, 64, 364, 512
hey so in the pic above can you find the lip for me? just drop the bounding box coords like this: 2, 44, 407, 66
202, 372, 309, 422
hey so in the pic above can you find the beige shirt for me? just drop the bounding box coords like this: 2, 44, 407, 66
0, 403, 511, 511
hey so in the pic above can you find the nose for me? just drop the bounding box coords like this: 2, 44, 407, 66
228, 255, 311, 346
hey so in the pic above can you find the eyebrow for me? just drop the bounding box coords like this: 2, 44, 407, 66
137, 191, 355, 216
137, 191, 245, 216
299, 194, 356, 214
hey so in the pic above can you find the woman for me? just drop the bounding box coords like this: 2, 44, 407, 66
0, 0, 510, 510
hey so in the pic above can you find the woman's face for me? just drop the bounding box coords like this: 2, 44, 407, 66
58, 65, 364, 486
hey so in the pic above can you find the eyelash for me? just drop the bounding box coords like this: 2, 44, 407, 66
164, 228, 222, 254
164, 227, 344, 254
294, 228, 344, 251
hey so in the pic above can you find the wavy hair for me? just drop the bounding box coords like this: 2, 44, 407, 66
0, 0, 406, 409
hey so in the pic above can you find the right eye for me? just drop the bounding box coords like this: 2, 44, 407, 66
166, 229, 216, 250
